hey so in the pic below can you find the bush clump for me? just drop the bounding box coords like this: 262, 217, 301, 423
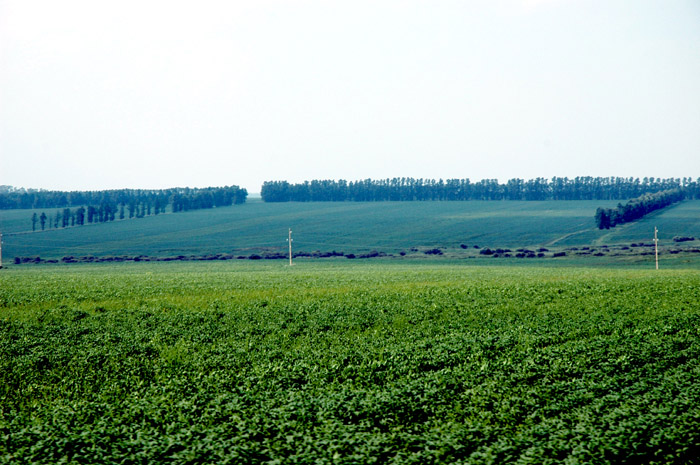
673, 236, 695, 243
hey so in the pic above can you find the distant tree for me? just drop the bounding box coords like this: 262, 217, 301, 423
594, 208, 611, 229
32, 212, 38, 231
62, 208, 71, 228
107, 203, 116, 221
258, 177, 698, 203
261, 181, 292, 202
594, 188, 684, 228
506, 179, 524, 200
40, 212, 47, 230
76, 207, 85, 226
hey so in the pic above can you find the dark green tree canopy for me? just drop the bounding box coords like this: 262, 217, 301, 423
261, 177, 699, 203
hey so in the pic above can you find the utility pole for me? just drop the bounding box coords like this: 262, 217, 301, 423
0, 232, 3, 269
654, 226, 659, 270
287, 228, 293, 266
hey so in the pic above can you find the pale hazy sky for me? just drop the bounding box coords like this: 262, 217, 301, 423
1, 0, 699, 193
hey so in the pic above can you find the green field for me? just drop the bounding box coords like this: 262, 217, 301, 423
2, 200, 699, 262
1, 261, 699, 464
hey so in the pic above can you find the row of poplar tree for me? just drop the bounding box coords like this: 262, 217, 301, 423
594, 189, 685, 229
32, 203, 161, 231
25, 186, 247, 231
1, 186, 247, 210
261, 177, 700, 202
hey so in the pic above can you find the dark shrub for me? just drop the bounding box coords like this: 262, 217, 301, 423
673, 236, 695, 242
359, 250, 381, 259
263, 253, 286, 260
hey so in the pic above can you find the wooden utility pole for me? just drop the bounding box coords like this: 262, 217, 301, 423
287, 228, 293, 266
654, 226, 659, 270
0, 232, 3, 269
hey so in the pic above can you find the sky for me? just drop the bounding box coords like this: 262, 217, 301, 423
1, 0, 699, 193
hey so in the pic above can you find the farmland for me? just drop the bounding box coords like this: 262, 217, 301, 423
2, 261, 699, 464
2, 200, 700, 262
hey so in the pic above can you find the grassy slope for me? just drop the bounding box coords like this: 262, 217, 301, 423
1, 200, 699, 260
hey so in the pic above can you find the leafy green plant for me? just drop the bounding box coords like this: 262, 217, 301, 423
1, 262, 699, 464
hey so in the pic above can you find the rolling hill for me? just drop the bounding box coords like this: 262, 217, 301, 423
1, 200, 699, 261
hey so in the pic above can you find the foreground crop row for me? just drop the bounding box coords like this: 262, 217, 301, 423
1, 262, 699, 464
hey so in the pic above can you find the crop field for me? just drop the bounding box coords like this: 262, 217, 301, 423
1, 261, 699, 464
3, 200, 699, 262
0, 200, 630, 259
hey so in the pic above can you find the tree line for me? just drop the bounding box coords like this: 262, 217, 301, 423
261, 177, 700, 202
594, 188, 685, 229
18, 186, 247, 231
0, 185, 247, 210
31, 202, 161, 231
